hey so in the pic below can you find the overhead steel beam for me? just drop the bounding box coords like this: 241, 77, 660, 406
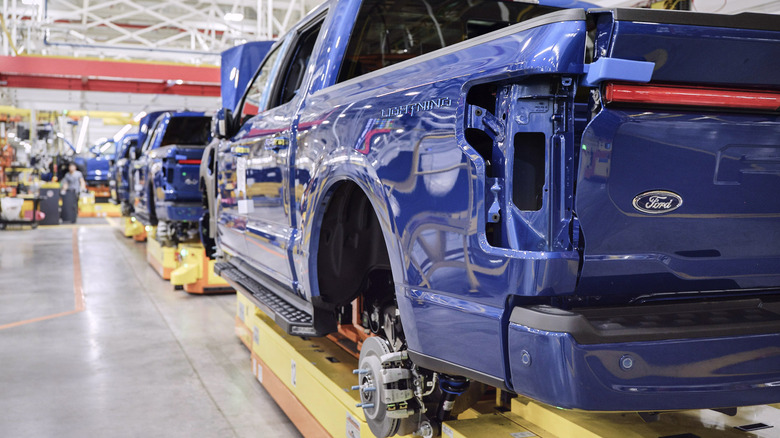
0, 75, 219, 96
0, 55, 220, 96
0, 55, 218, 82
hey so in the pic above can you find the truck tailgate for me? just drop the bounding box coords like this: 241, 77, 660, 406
592, 8, 780, 87
575, 9, 780, 298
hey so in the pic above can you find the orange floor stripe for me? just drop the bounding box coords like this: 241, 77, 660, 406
0, 228, 85, 330
72, 228, 85, 311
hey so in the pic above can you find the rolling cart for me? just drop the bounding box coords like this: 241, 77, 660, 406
0, 196, 42, 230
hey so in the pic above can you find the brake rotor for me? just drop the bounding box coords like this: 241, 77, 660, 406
357, 336, 399, 437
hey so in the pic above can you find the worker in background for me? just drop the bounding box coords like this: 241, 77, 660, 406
60, 162, 85, 223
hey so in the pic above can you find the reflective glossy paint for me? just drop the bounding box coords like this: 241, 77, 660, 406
576, 108, 780, 297
220, 41, 275, 111
294, 9, 587, 382
508, 322, 780, 411
214, 0, 780, 413
82, 156, 112, 183
110, 133, 138, 205
131, 111, 209, 224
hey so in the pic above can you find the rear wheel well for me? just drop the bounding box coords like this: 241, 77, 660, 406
316, 182, 394, 310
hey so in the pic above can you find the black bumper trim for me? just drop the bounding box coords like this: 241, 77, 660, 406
407, 350, 508, 391
510, 298, 780, 345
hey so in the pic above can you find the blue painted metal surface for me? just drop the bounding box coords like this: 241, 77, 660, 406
576, 109, 780, 297
507, 322, 780, 411
212, 0, 780, 412
83, 156, 112, 183
581, 57, 654, 86
137, 111, 168, 147
131, 111, 210, 224
110, 133, 138, 204
592, 10, 780, 87
75, 138, 116, 185
221, 41, 275, 111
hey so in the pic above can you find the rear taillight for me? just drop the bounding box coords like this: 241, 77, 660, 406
178, 159, 201, 165
605, 83, 780, 112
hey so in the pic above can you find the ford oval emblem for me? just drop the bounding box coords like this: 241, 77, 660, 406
632, 191, 683, 214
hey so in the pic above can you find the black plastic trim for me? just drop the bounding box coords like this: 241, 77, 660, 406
215, 260, 328, 337
590, 8, 780, 32
408, 350, 509, 391
229, 255, 311, 311
134, 211, 154, 226
510, 299, 780, 345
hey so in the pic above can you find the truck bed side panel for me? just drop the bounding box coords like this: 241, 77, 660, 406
297, 16, 587, 381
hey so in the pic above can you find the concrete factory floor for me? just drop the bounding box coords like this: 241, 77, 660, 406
0, 220, 301, 437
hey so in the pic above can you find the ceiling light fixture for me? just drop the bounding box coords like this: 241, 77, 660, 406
113, 124, 133, 142
75, 116, 89, 154
224, 12, 244, 22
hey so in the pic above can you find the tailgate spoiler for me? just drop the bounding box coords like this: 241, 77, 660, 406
588, 8, 780, 89
591, 8, 780, 32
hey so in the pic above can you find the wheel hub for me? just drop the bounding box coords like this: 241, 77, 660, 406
356, 337, 417, 437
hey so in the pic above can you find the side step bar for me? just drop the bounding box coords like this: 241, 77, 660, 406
215, 261, 325, 337
133, 210, 154, 227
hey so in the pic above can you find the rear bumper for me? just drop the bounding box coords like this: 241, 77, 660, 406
507, 300, 780, 411
85, 179, 109, 187
156, 201, 203, 222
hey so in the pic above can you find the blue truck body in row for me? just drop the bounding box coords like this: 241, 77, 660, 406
131, 111, 210, 241
205, 0, 780, 422
74, 139, 115, 187
109, 133, 138, 209
111, 111, 167, 212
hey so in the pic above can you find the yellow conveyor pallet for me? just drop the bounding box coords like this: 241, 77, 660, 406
78, 194, 121, 217
235, 292, 780, 438
131, 218, 230, 293
145, 227, 177, 280
124, 216, 148, 241
236, 292, 372, 437
170, 242, 233, 294
123, 216, 145, 238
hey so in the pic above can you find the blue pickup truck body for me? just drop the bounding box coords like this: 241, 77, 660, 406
131, 111, 210, 240
74, 139, 115, 186
209, 0, 780, 420
112, 111, 168, 214
109, 133, 138, 209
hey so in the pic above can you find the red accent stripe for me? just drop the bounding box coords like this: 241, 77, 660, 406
0, 55, 219, 82
605, 83, 780, 111
178, 159, 201, 165
0, 55, 219, 96
0, 74, 220, 96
